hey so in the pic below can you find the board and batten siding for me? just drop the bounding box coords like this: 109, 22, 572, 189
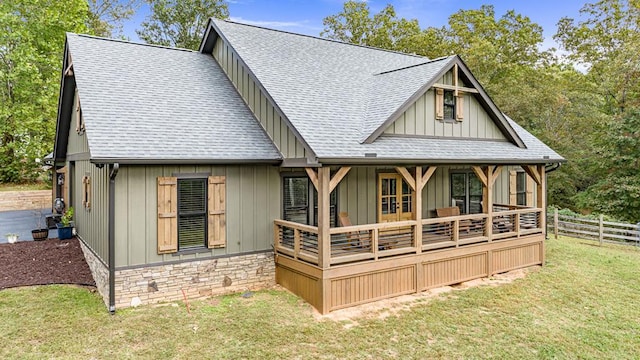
113, 165, 280, 268
384, 90, 506, 139
212, 37, 307, 159
66, 91, 109, 263
67, 90, 90, 155
69, 160, 109, 263
384, 68, 506, 140
337, 166, 513, 224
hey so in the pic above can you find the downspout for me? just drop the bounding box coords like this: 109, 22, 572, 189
108, 163, 119, 314
544, 163, 561, 239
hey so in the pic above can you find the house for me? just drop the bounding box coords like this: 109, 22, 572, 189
53, 18, 564, 313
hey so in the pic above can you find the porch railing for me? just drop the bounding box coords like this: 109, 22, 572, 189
329, 220, 417, 265
274, 208, 544, 267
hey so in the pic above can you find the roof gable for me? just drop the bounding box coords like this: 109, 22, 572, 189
364, 57, 525, 147
196, 19, 562, 164
361, 56, 455, 143
56, 33, 281, 163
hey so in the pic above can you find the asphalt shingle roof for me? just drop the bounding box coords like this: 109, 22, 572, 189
67, 33, 281, 162
210, 19, 564, 163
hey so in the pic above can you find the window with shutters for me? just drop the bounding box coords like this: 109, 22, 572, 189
436, 88, 464, 121
177, 178, 207, 250
282, 176, 337, 226
443, 90, 456, 120
157, 175, 226, 254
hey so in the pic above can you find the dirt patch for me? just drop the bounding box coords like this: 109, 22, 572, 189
313, 266, 538, 325
0, 238, 95, 290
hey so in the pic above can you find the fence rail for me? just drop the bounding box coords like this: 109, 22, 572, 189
550, 209, 640, 246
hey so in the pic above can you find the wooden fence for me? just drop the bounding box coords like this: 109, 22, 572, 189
549, 209, 640, 246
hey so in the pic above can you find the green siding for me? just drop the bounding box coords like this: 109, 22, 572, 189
212, 37, 307, 159
66, 90, 107, 262
69, 159, 109, 262
67, 91, 90, 155
384, 68, 506, 140
113, 164, 280, 267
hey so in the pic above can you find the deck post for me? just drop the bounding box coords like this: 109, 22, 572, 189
537, 165, 546, 232
317, 166, 331, 269
415, 166, 423, 254
537, 165, 546, 264
485, 166, 494, 242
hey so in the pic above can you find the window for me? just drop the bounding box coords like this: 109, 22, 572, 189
177, 178, 207, 250
516, 172, 527, 206
443, 90, 456, 120
451, 172, 483, 214
157, 176, 226, 254
283, 175, 337, 226
435, 87, 464, 121
510, 170, 532, 207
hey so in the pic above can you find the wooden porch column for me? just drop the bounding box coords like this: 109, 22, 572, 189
415, 167, 423, 254
317, 167, 331, 269
473, 166, 503, 241
537, 165, 546, 231
485, 167, 494, 241
414, 166, 437, 254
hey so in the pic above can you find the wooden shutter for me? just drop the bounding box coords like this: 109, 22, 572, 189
435, 88, 444, 119
526, 175, 535, 207
509, 171, 517, 205
456, 94, 464, 121
75, 91, 81, 133
82, 176, 91, 209
81, 176, 87, 207
157, 177, 178, 254
208, 176, 226, 248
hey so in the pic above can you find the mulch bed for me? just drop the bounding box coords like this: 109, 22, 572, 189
0, 237, 95, 290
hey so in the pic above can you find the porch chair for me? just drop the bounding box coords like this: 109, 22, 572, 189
338, 212, 369, 249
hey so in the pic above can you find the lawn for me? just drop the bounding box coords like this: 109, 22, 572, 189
1, 237, 639, 359
0, 182, 50, 192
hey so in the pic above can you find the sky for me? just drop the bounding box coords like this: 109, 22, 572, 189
120, 0, 588, 51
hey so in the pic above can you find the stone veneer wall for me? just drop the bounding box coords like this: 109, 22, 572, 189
114, 251, 275, 308
78, 238, 110, 306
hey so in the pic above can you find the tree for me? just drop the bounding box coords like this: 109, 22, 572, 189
575, 110, 640, 222
137, 0, 229, 50
0, 0, 89, 183
321, 1, 421, 51
86, 0, 139, 37
555, 0, 640, 115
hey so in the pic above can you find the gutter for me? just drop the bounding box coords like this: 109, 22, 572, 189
108, 163, 119, 314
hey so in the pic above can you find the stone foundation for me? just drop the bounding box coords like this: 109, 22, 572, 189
113, 252, 275, 308
78, 239, 110, 306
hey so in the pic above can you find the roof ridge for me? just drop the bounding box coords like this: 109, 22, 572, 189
374, 56, 455, 76
216, 18, 427, 59
70, 33, 196, 53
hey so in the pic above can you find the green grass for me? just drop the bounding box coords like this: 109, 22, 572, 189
1, 237, 639, 359
0, 182, 50, 191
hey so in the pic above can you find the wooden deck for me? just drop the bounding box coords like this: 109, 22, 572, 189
274, 207, 545, 314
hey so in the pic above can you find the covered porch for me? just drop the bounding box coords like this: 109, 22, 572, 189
274, 164, 547, 314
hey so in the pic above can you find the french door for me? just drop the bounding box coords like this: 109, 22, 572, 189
378, 173, 414, 222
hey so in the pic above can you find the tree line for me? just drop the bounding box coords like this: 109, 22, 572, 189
1, 0, 638, 222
